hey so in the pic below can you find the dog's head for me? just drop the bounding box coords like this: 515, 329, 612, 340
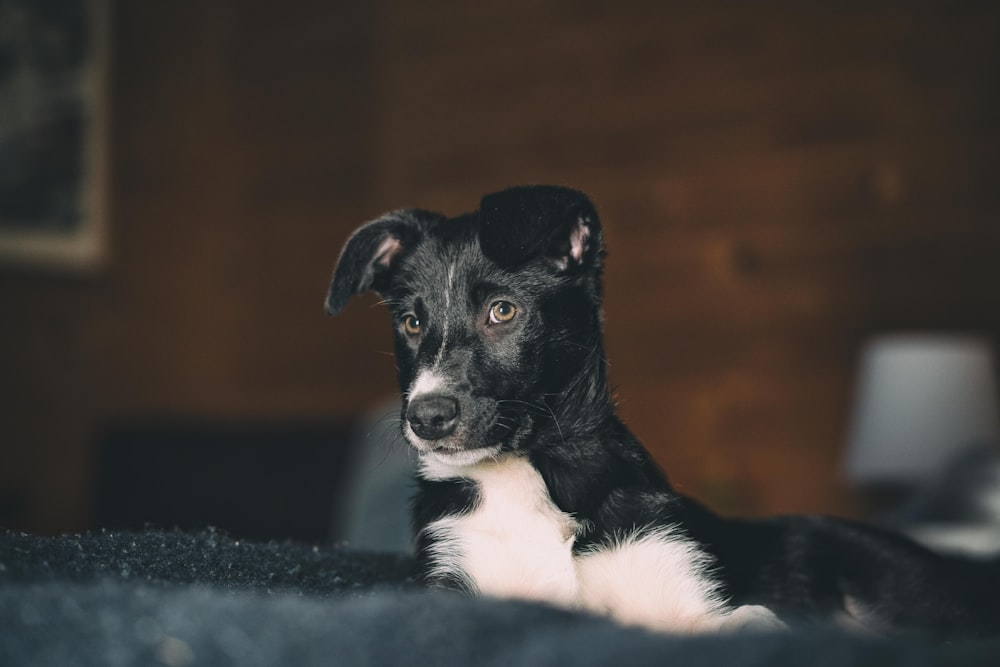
327, 185, 606, 472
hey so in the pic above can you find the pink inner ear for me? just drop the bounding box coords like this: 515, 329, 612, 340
569, 218, 591, 263
374, 236, 403, 268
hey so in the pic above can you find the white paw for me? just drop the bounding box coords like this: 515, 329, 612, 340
717, 605, 788, 633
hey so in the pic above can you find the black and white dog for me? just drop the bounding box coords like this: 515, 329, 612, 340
326, 185, 999, 638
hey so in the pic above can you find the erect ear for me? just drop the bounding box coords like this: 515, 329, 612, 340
325, 209, 439, 316
478, 185, 603, 271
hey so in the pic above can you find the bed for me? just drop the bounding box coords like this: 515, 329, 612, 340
2, 529, 997, 666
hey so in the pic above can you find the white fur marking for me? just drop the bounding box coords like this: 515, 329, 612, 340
409, 370, 445, 400
576, 527, 732, 632
418, 446, 503, 479
417, 455, 786, 635
717, 605, 787, 633
420, 457, 580, 606
432, 263, 456, 370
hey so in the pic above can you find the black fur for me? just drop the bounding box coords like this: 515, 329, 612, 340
325, 209, 443, 316
479, 185, 602, 269
327, 185, 1000, 639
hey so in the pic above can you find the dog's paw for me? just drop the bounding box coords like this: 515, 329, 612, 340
717, 605, 788, 633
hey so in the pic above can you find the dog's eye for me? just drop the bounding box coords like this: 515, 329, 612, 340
488, 301, 517, 325
402, 314, 421, 336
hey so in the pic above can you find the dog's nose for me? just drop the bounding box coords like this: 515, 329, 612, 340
407, 395, 459, 440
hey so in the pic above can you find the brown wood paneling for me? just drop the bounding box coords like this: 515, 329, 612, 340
372, 0, 1000, 516
0, 1, 387, 532
1, 0, 998, 531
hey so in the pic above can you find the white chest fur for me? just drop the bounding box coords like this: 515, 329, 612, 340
418, 455, 783, 633
421, 457, 580, 606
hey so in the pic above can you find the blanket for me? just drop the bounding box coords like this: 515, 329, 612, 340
1, 529, 997, 666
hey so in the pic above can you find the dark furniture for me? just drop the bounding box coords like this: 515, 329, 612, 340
93, 421, 356, 543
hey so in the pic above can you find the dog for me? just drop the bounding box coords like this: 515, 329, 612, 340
326, 185, 999, 638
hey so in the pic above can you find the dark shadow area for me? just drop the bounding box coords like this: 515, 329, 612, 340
93, 420, 356, 543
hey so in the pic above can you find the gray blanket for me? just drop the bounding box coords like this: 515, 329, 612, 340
1, 530, 997, 666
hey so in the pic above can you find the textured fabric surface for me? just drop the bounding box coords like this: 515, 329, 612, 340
0, 528, 416, 594
1, 530, 998, 666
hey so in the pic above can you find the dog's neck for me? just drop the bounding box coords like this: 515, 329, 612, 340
543, 331, 614, 432
525, 331, 673, 518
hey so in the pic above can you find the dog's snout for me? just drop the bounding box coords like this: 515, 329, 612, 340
407, 395, 459, 440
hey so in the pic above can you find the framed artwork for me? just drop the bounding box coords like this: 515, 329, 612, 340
0, 0, 109, 271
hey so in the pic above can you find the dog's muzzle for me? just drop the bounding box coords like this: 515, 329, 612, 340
406, 395, 459, 440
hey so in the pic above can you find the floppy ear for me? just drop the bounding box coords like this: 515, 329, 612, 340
478, 185, 603, 271
325, 209, 438, 316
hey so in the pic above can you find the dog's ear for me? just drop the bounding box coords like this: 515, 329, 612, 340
325, 209, 438, 316
479, 185, 603, 271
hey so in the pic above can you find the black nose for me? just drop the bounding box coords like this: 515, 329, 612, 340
406, 395, 459, 440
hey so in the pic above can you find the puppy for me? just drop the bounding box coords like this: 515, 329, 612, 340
326, 185, 999, 637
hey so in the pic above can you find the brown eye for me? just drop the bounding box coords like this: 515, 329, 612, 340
403, 314, 421, 336
488, 301, 517, 324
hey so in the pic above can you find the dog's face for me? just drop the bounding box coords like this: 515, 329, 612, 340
327, 186, 605, 469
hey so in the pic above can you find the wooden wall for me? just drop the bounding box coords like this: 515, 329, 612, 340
2, 1, 998, 532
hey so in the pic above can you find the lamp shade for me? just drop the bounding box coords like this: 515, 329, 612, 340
845, 334, 1000, 484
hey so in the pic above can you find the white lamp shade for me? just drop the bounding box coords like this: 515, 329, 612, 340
845, 334, 1000, 484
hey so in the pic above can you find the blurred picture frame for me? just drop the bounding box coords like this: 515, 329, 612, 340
0, 0, 109, 272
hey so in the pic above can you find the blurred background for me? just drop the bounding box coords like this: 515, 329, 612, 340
1, 1, 999, 546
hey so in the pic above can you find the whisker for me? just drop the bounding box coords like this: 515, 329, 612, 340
497, 399, 550, 415
358, 408, 409, 467
497, 399, 565, 446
